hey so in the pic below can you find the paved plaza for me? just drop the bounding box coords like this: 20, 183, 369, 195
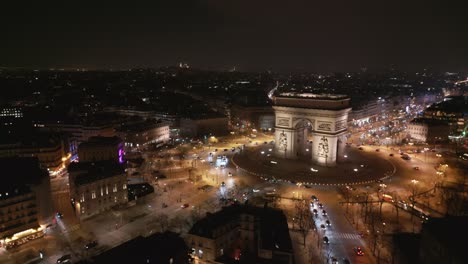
233, 144, 395, 186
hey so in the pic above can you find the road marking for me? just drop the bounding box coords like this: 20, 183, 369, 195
331, 232, 361, 240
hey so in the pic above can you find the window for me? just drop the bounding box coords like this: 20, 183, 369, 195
114, 196, 117, 203
100, 187, 104, 197
91, 191, 96, 199
113, 184, 117, 193
106, 185, 109, 195
123, 183, 127, 190
81, 193, 85, 203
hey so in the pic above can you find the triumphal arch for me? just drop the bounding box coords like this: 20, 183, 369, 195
272, 93, 351, 167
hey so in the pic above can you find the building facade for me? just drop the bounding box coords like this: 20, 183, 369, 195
117, 120, 170, 150
408, 118, 450, 143
78, 136, 124, 163
0, 158, 52, 249
68, 161, 128, 220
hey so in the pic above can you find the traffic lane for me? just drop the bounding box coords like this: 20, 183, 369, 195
309, 187, 373, 264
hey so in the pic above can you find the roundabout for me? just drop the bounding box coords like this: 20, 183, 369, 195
232, 144, 395, 186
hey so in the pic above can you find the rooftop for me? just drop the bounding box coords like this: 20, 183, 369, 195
78, 136, 123, 148
189, 204, 292, 253
426, 96, 468, 113
410, 118, 449, 126
87, 231, 189, 264
0, 157, 48, 197
68, 161, 125, 185
422, 216, 468, 261
276, 92, 349, 100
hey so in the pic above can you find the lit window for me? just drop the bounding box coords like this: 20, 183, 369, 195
92, 191, 96, 199
100, 187, 104, 196
114, 196, 117, 203
81, 193, 85, 202
106, 185, 109, 195
113, 184, 117, 192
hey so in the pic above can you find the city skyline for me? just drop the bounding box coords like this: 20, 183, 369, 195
2, 1, 468, 72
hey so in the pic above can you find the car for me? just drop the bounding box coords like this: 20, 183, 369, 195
311, 195, 319, 201
312, 209, 318, 215
318, 203, 323, 208
354, 246, 364, 256
342, 258, 351, 264
228, 172, 232, 177
389, 153, 394, 157
57, 254, 71, 263
181, 203, 189, 208
325, 220, 331, 226
358, 147, 363, 150
221, 181, 226, 187
323, 236, 329, 244
320, 224, 326, 230
322, 210, 327, 216
85, 240, 98, 250
223, 149, 228, 152
414, 166, 420, 170
56, 212, 63, 219
330, 257, 338, 264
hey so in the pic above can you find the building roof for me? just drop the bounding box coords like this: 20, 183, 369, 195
0, 157, 48, 197
409, 118, 449, 126
276, 92, 349, 100
88, 231, 189, 264
426, 96, 468, 114
78, 136, 122, 148
68, 161, 125, 185
189, 204, 292, 253
422, 216, 468, 261
117, 119, 170, 133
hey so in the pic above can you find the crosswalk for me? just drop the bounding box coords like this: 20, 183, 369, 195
329, 232, 362, 240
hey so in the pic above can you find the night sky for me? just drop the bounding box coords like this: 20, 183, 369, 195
2, 0, 468, 72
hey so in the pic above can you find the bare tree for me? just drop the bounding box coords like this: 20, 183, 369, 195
294, 199, 314, 246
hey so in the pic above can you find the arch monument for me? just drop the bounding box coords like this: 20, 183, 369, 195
272, 93, 351, 167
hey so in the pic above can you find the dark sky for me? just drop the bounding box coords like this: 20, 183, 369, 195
2, 0, 468, 72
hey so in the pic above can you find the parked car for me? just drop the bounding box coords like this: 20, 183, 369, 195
311, 195, 319, 201
181, 203, 189, 208
323, 236, 329, 244
322, 210, 327, 216
85, 240, 98, 250
57, 254, 71, 263
56, 212, 63, 219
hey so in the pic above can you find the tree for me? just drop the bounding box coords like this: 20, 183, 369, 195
294, 199, 314, 247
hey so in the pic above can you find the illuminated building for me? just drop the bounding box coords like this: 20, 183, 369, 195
116, 120, 170, 151
423, 96, 468, 136
68, 161, 127, 220
272, 92, 351, 166
408, 118, 449, 143
186, 205, 293, 264
0, 157, 52, 249
78, 136, 124, 163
